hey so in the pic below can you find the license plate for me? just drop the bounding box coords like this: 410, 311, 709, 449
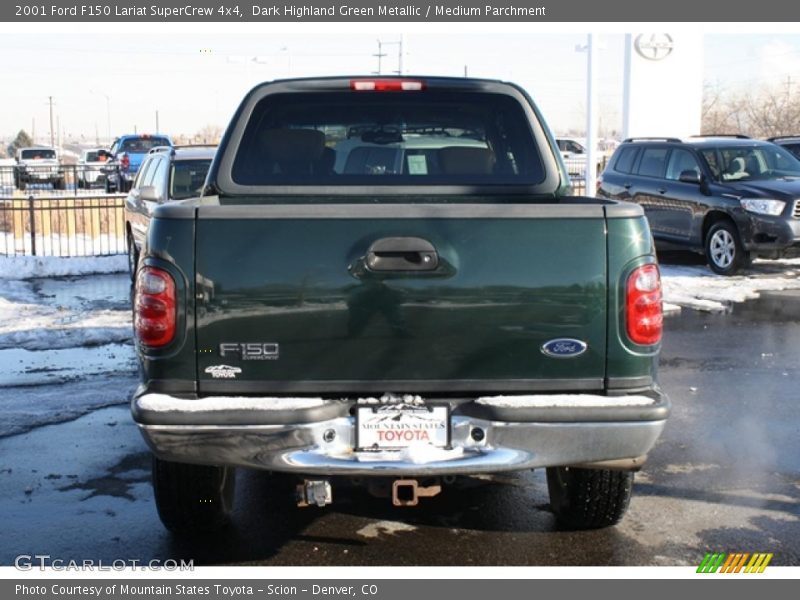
356, 405, 449, 450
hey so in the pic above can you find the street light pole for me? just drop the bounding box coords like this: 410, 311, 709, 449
585, 34, 599, 196
91, 90, 112, 144
48, 96, 55, 148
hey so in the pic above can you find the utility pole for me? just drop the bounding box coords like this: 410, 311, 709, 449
464, 65, 468, 77
375, 38, 404, 75
373, 40, 386, 75
785, 75, 794, 96
398, 35, 404, 75
585, 34, 599, 196
155, 110, 160, 133
32, 118, 35, 144
48, 96, 55, 148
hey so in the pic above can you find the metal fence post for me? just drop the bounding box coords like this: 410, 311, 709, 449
27, 195, 36, 256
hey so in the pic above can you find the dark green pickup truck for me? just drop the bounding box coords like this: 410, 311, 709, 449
131, 76, 668, 533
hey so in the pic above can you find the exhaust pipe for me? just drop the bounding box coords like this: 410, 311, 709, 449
391, 479, 441, 506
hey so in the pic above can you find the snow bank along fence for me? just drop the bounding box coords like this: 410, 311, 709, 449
0, 194, 126, 257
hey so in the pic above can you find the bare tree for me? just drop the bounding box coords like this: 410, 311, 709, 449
702, 80, 800, 138
196, 124, 223, 145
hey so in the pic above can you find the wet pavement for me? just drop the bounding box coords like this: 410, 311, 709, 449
0, 280, 799, 567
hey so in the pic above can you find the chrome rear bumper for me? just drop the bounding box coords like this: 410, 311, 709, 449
133, 391, 669, 476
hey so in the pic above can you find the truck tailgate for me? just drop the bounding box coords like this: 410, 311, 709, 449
194, 203, 607, 394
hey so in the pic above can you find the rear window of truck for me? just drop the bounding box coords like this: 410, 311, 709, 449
120, 137, 171, 153
21, 149, 56, 160
231, 91, 544, 186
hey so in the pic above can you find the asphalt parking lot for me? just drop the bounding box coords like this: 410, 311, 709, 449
0, 264, 798, 567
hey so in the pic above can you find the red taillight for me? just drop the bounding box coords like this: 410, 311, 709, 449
134, 267, 176, 347
626, 264, 663, 345
350, 79, 425, 91
120, 152, 130, 171
596, 175, 603, 194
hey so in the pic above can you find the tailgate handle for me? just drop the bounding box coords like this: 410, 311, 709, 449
366, 237, 439, 272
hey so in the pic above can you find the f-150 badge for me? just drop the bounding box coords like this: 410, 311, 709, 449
205, 365, 242, 379
219, 342, 279, 361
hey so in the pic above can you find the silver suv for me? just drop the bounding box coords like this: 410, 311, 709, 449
124, 145, 215, 278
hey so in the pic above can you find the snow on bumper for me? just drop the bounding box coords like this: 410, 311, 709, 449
133, 392, 669, 476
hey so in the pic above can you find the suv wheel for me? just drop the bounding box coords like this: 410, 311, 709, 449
152, 457, 236, 534
546, 466, 633, 529
705, 221, 749, 276
127, 232, 139, 280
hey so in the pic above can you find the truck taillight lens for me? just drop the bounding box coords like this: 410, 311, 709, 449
626, 264, 662, 345
350, 79, 425, 91
120, 152, 130, 171
135, 267, 176, 347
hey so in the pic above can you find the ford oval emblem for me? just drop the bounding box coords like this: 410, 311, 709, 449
541, 338, 588, 358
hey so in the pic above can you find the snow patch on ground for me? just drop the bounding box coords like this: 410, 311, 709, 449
661, 258, 800, 313
0, 273, 131, 351
0, 234, 126, 260
0, 343, 136, 387
356, 520, 418, 539
0, 375, 137, 437
0, 255, 127, 280
475, 394, 655, 408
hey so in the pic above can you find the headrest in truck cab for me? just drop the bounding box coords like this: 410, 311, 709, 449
438, 146, 495, 175
260, 129, 326, 162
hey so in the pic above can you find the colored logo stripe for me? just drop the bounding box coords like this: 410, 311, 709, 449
697, 553, 726, 573
745, 553, 773, 573
697, 552, 773, 573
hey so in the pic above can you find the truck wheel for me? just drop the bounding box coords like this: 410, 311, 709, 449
705, 221, 749, 276
127, 232, 139, 280
546, 466, 633, 529
152, 457, 236, 534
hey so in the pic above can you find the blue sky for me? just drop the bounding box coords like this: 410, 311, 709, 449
1, 33, 799, 142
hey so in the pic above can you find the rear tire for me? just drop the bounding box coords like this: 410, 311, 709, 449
547, 466, 633, 529
152, 457, 236, 534
127, 231, 139, 281
705, 220, 749, 276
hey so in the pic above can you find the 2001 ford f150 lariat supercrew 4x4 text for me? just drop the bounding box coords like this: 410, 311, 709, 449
131, 77, 669, 533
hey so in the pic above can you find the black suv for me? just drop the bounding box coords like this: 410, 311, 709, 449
598, 136, 800, 274
768, 136, 800, 161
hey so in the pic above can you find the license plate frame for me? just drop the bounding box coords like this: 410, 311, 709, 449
355, 404, 450, 451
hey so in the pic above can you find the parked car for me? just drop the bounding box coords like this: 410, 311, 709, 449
77, 148, 112, 189
103, 134, 173, 193
768, 135, 800, 160
556, 137, 604, 178
14, 146, 65, 190
124, 145, 215, 278
598, 135, 800, 275
131, 76, 669, 534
